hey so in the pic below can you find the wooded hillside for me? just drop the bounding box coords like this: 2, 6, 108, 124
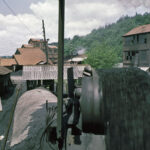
63, 13, 150, 68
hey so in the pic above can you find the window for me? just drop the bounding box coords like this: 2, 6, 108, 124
138, 34, 147, 44
144, 38, 147, 44
125, 36, 134, 45
124, 51, 138, 61
137, 35, 139, 43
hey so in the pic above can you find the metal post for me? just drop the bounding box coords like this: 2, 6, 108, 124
57, 0, 65, 144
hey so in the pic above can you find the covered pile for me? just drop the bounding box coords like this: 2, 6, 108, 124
8, 88, 57, 150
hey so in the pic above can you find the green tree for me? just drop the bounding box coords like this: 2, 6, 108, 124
85, 43, 119, 69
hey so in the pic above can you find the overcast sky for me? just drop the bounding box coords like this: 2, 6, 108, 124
0, 0, 150, 56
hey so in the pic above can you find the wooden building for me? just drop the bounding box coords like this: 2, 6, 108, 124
23, 65, 85, 91
123, 24, 150, 67
13, 47, 53, 68
28, 38, 44, 49
0, 58, 17, 71
0, 66, 12, 97
28, 38, 58, 64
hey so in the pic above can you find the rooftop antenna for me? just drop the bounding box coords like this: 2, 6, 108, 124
42, 20, 49, 64
57, 0, 65, 149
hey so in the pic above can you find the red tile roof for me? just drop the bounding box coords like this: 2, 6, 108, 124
14, 54, 45, 65
0, 58, 17, 66
17, 48, 43, 55
14, 48, 53, 65
124, 24, 150, 37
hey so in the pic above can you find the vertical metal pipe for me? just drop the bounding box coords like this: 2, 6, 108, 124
57, 0, 65, 140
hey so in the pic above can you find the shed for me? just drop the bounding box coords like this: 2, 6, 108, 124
0, 59, 16, 67
0, 67, 12, 97
0, 58, 17, 71
23, 65, 86, 91
23, 65, 86, 80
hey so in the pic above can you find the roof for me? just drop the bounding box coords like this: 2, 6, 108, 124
14, 48, 49, 65
14, 54, 46, 66
124, 24, 150, 37
17, 48, 44, 55
23, 65, 86, 80
48, 45, 57, 49
0, 58, 17, 66
28, 38, 43, 43
67, 55, 87, 62
21, 44, 33, 48
0, 66, 12, 75
68, 57, 86, 62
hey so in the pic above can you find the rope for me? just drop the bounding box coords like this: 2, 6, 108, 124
1, 85, 22, 150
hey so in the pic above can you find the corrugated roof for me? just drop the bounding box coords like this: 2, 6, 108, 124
124, 24, 150, 36
23, 65, 86, 80
0, 58, 17, 66
68, 57, 86, 62
48, 45, 57, 49
0, 66, 12, 75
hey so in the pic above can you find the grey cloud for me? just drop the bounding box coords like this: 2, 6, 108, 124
0, 0, 45, 15
0, 0, 150, 56
116, 0, 150, 9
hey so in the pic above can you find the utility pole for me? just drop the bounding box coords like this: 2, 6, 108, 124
57, 0, 65, 149
42, 20, 49, 64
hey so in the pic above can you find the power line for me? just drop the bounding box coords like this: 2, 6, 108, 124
2, 0, 35, 36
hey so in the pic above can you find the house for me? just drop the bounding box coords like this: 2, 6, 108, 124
28, 38, 58, 64
14, 47, 53, 67
123, 24, 150, 67
0, 66, 12, 97
0, 58, 17, 71
28, 38, 44, 49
